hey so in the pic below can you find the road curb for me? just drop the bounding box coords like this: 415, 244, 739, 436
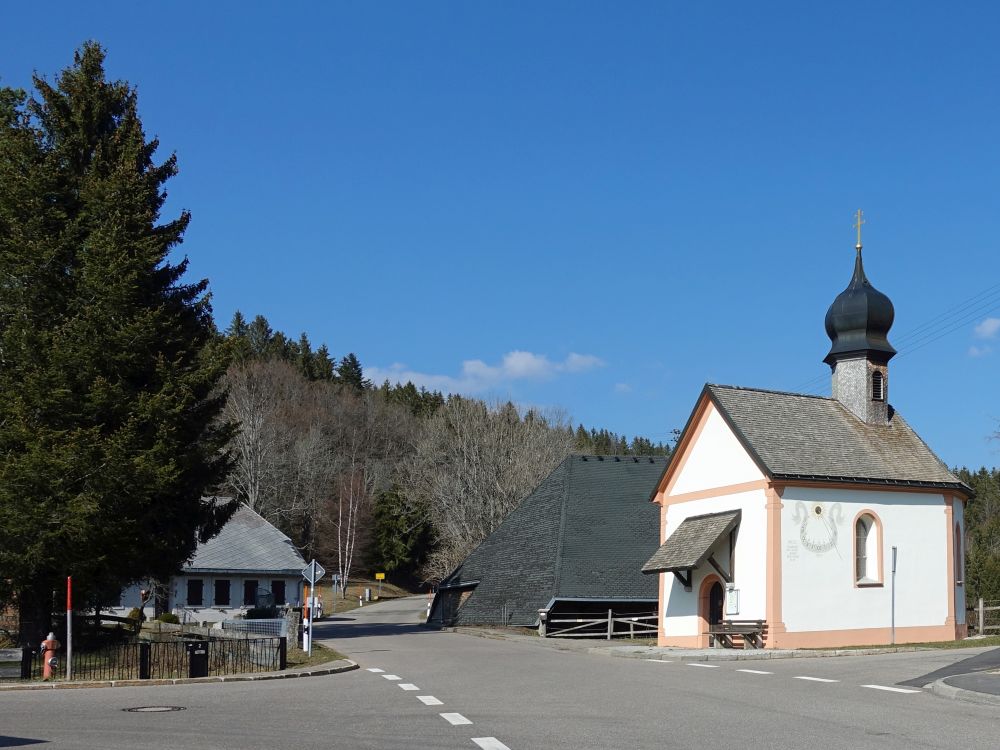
0, 659, 358, 692
443, 626, 931, 661
597, 646, 929, 662
930, 674, 1000, 706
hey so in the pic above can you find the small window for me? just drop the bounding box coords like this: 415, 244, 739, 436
214, 579, 231, 607
187, 579, 203, 607
243, 580, 258, 607
872, 371, 885, 401
855, 513, 881, 584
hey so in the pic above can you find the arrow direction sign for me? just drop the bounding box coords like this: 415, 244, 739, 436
302, 560, 326, 583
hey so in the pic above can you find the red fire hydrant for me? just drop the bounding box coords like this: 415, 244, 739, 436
40, 632, 60, 680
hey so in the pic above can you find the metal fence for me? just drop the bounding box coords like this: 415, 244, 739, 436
1, 636, 286, 683
221, 618, 288, 638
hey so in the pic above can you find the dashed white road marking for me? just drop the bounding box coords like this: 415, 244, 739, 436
440, 712, 473, 726
382, 674, 402, 681
737, 669, 773, 674
366, 668, 385, 673
686, 663, 719, 668
643, 659, 673, 664
862, 684, 922, 694
794, 676, 839, 683
417, 696, 444, 706
398, 683, 420, 691
472, 738, 512, 750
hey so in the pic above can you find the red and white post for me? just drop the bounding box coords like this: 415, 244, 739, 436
66, 576, 73, 680
302, 584, 311, 653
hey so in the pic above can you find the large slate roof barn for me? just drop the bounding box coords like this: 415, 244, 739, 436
428, 454, 668, 629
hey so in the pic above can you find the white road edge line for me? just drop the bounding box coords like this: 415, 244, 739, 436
440, 712, 473, 726
472, 738, 512, 750
643, 659, 673, 664
417, 696, 443, 706
861, 684, 922, 694
366, 668, 384, 673
686, 663, 719, 668
794, 676, 839, 683
382, 674, 403, 681
737, 669, 773, 674
398, 683, 420, 691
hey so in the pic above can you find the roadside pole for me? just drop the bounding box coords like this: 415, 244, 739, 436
891, 546, 897, 645
300, 560, 325, 658
303, 584, 311, 653
66, 576, 73, 680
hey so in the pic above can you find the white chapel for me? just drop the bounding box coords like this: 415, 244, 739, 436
643, 224, 970, 648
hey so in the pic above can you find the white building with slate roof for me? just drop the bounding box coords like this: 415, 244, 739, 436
113, 502, 307, 624
643, 235, 970, 648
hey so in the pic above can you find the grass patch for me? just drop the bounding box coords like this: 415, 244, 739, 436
286, 641, 345, 669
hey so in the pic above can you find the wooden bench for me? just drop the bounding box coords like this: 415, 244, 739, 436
709, 619, 767, 649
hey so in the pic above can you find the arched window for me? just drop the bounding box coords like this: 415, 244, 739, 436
872, 371, 885, 401
854, 512, 882, 585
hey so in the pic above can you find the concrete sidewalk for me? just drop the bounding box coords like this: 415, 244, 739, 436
0, 658, 358, 692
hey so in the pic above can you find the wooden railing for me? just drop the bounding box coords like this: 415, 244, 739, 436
538, 609, 657, 639
967, 598, 1000, 635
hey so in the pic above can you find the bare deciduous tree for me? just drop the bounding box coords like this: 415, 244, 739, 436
406, 399, 575, 581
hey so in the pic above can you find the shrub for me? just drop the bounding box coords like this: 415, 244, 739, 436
126, 607, 143, 622
156, 613, 180, 624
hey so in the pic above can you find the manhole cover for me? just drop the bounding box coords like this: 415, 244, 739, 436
123, 706, 186, 713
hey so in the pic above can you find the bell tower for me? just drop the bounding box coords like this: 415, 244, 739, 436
823, 211, 896, 425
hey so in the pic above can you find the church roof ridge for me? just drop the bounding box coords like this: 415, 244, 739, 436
706, 383, 834, 401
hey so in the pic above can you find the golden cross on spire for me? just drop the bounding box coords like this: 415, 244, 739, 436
853, 209, 865, 250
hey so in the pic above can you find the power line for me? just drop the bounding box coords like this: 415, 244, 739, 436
791, 280, 1000, 394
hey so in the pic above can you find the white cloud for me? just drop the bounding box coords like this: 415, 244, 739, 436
974, 317, 1000, 340
367, 350, 605, 395
614, 382, 633, 394
968, 345, 993, 358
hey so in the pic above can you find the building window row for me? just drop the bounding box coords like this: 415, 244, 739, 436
184, 578, 289, 607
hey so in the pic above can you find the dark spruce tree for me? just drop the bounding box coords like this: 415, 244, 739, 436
0, 44, 233, 642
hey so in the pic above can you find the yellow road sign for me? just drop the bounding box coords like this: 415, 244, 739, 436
375, 573, 385, 581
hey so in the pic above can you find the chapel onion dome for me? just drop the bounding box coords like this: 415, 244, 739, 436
823, 249, 896, 366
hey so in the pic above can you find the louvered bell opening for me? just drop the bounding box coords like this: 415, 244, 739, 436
872, 371, 885, 402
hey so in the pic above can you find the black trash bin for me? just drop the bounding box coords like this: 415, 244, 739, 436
186, 640, 209, 678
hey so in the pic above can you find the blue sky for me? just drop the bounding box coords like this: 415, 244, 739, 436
3, 2, 998, 468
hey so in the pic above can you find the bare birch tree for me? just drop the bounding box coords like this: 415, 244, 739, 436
316, 389, 414, 595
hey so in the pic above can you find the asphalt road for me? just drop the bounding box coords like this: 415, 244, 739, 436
1, 598, 997, 749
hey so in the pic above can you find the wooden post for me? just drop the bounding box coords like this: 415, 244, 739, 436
979, 597, 986, 636
607, 609, 613, 640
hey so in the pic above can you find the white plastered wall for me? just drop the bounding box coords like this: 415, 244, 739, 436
661, 489, 769, 637
781, 486, 948, 632
661, 402, 768, 637
669, 404, 765, 496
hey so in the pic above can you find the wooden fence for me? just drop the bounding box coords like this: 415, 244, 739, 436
966, 598, 1000, 635
538, 609, 657, 639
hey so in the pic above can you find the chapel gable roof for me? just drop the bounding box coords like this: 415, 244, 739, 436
436, 454, 667, 626
696, 384, 968, 493
184, 501, 307, 575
